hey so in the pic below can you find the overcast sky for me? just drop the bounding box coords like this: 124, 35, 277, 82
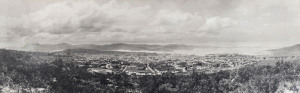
0, 0, 300, 48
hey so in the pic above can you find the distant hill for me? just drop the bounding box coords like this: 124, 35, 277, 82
21, 43, 208, 52
268, 44, 300, 56
60, 48, 159, 56
23, 43, 76, 52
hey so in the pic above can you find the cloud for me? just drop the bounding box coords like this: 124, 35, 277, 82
200, 17, 237, 35
5, 0, 238, 44
11, 1, 112, 35
1, 0, 299, 49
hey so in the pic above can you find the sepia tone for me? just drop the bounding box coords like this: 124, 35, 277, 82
0, 0, 300, 93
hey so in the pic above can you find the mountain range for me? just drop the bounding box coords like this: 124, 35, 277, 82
21, 43, 213, 52
20, 43, 300, 56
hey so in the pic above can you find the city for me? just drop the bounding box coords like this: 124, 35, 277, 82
1, 0, 300, 92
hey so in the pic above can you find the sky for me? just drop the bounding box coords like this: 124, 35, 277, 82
0, 0, 300, 49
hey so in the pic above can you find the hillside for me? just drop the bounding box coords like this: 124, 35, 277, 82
21, 43, 203, 52
60, 48, 159, 56
268, 44, 300, 56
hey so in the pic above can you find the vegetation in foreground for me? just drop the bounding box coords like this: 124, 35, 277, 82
1, 49, 300, 93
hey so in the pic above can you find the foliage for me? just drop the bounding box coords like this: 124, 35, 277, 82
1, 49, 300, 93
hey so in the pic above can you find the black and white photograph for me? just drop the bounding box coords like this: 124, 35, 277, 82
1, 0, 300, 92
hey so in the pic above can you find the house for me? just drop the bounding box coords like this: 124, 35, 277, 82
87, 68, 113, 74
123, 64, 155, 75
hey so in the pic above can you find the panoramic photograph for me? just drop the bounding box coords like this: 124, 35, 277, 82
1, 0, 300, 93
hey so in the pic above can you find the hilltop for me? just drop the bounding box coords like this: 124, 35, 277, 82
268, 44, 300, 56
